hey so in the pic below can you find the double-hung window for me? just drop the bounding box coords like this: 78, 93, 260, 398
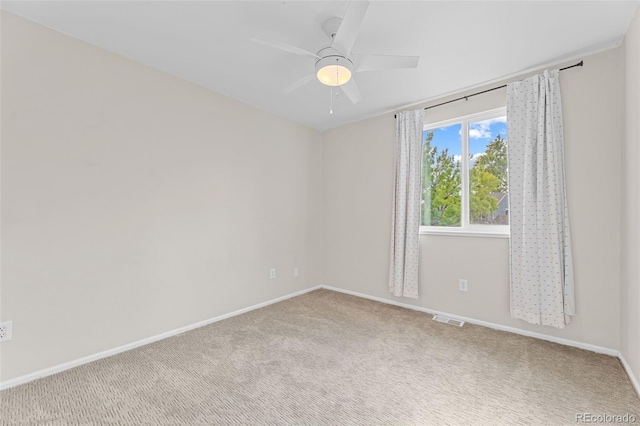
420, 107, 509, 237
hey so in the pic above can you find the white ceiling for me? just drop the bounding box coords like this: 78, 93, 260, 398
2, 1, 638, 131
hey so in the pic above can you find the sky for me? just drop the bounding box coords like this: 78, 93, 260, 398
423, 117, 507, 159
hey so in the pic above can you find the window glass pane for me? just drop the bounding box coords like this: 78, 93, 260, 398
422, 124, 462, 227
468, 117, 509, 225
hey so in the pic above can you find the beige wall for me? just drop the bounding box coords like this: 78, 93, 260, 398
323, 47, 623, 350
621, 6, 640, 386
0, 12, 322, 382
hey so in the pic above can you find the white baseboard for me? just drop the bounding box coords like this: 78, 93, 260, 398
2, 284, 636, 397
0, 285, 322, 391
321, 285, 619, 356
321, 285, 640, 398
619, 352, 640, 399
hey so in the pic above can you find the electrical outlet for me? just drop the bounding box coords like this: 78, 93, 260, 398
269, 268, 276, 279
459, 279, 468, 292
293, 267, 299, 277
0, 321, 13, 342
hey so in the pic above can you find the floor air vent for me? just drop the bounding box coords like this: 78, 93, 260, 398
432, 315, 464, 327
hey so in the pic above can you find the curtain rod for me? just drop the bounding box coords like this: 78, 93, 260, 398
394, 60, 583, 118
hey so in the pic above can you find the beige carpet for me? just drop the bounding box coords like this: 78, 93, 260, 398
1, 289, 638, 425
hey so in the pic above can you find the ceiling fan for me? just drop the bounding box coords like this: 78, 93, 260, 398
251, 0, 419, 105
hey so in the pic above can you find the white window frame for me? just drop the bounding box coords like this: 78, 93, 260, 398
420, 107, 509, 238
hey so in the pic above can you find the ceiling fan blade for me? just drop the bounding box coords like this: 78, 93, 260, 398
340, 79, 363, 104
331, 1, 369, 57
283, 74, 316, 94
251, 36, 320, 59
354, 54, 420, 72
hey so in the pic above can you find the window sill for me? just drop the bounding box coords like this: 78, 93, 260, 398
420, 228, 509, 239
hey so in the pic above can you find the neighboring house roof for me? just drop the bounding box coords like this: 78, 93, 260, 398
490, 192, 507, 203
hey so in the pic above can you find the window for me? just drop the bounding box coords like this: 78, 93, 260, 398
420, 108, 508, 236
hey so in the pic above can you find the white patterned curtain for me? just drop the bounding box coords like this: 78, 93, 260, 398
389, 109, 424, 298
506, 69, 575, 329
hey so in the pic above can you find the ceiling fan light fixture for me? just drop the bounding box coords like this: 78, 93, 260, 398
315, 56, 353, 86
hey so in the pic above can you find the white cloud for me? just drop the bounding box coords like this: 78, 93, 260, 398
469, 116, 506, 140
469, 125, 492, 139
453, 152, 485, 166
470, 152, 485, 167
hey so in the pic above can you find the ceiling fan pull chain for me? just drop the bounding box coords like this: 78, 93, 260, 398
329, 65, 341, 115
335, 66, 340, 99
330, 86, 333, 115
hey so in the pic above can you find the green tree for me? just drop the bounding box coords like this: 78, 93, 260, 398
469, 134, 508, 223
422, 131, 461, 226
469, 167, 500, 222
473, 134, 508, 192
421, 132, 434, 226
